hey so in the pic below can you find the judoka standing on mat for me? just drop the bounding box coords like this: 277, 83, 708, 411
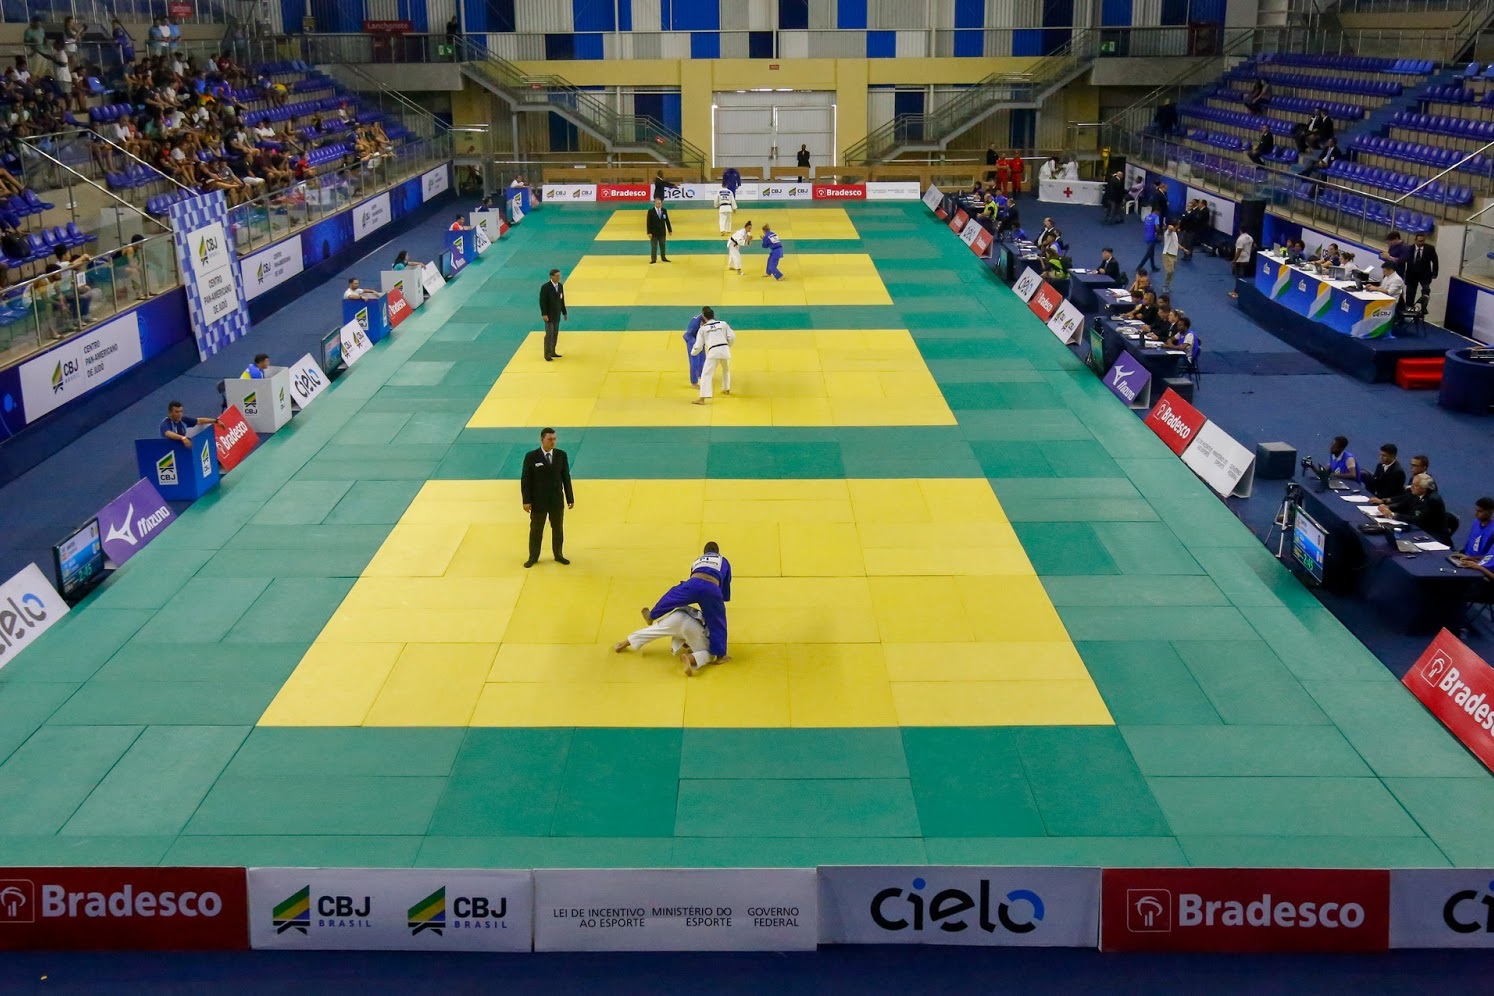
613, 604, 719, 676
683, 309, 706, 387
714, 182, 738, 236
690, 306, 734, 405
727, 221, 752, 274
643, 542, 732, 665
761, 224, 785, 281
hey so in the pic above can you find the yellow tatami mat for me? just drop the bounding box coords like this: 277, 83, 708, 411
258, 478, 1112, 729
561, 253, 892, 306
593, 207, 860, 241
465, 330, 955, 428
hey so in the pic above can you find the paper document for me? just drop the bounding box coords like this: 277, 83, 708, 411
1415, 541, 1450, 552
1341, 495, 1371, 503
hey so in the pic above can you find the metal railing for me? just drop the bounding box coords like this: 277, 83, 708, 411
0, 1, 235, 25
1457, 199, 1494, 288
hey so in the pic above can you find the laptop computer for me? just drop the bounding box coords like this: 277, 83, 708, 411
1382, 524, 1420, 554
1328, 266, 1347, 281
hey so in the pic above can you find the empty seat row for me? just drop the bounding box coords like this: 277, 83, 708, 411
1354, 134, 1493, 175
105, 164, 168, 191
0, 224, 99, 268
1182, 104, 1303, 140
1225, 68, 1402, 98
1419, 84, 1494, 106
1212, 88, 1364, 120
1260, 52, 1433, 75
0, 189, 55, 220
1392, 110, 1494, 142
1455, 62, 1494, 81
1322, 160, 1474, 205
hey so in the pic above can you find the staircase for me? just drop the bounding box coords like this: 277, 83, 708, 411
843, 30, 1100, 167
452, 38, 707, 173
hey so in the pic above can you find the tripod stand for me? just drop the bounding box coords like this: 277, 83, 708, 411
1266, 482, 1303, 559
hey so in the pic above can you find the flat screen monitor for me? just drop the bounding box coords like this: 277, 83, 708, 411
53, 517, 106, 604
1292, 508, 1328, 584
319, 327, 343, 375
1328, 266, 1346, 281
439, 249, 456, 279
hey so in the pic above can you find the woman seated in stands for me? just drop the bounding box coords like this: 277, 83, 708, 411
113, 234, 149, 300
1243, 77, 1271, 114
202, 160, 246, 205
370, 122, 394, 154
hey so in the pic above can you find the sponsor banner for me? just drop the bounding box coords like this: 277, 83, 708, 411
958, 218, 983, 249
1391, 869, 1494, 948
1027, 282, 1063, 322
169, 192, 249, 360
968, 226, 993, 258
420, 263, 447, 299
661, 184, 726, 201
1184, 185, 1237, 237
0, 563, 69, 671
96, 479, 174, 568
508, 194, 525, 225
923, 184, 944, 211
1012, 267, 1043, 302
386, 288, 411, 328
339, 319, 372, 368
948, 209, 970, 234
285, 353, 329, 410
1046, 300, 1085, 346
0, 867, 248, 950
1144, 388, 1206, 456
168, 1, 195, 19
421, 164, 450, 202
866, 181, 922, 201
18, 311, 143, 422
247, 868, 532, 952
533, 868, 817, 951
813, 183, 866, 201
471, 210, 502, 248
1403, 630, 1494, 773
472, 222, 492, 256
1101, 868, 1389, 953
818, 867, 1099, 947
352, 192, 392, 242
598, 184, 650, 201
1104, 354, 1153, 407
751, 183, 813, 201
1180, 419, 1256, 498
241, 239, 304, 300
382, 272, 422, 310
542, 184, 598, 202
362, 18, 413, 32
212, 405, 259, 474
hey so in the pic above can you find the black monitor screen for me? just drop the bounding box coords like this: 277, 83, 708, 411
320, 327, 344, 375
53, 518, 106, 604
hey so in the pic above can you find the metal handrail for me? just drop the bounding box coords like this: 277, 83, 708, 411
1392, 136, 1494, 203
301, 41, 448, 141
17, 135, 175, 231
23, 127, 193, 195
1104, 27, 1257, 142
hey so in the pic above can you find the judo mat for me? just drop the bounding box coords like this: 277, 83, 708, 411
593, 206, 860, 241
562, 253, 893, 306
465, 330, 956, 428
3, 201, 1482, 870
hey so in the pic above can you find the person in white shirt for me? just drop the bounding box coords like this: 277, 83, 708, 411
1060, 157, 1080, 180
1161, 221, 1181, 294
726, 222, 752, 274
1229, 229, 1255, 299
344, 278, 380, 301
1373, 261, 1406, 318
690, 306, 735, 404
714, 184, 737, 236
1038, 157, 1058, 181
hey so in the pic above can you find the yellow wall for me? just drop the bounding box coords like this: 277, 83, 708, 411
509, 57, 1039, 163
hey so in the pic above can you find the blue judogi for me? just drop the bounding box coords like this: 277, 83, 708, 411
762, 229, 785, 280
648, 552, 732, 658
684, 314, 705, 386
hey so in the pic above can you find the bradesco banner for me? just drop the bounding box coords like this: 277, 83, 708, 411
948, 208, 970, 234
598, 184, 650, 201
818, 867, 1098, 947
386, 287, 412, 329
1144, 388, 1206, 456
542, 184, 598, 202
1012, 267, 1043, 303
96, 478, 174, 568
1028, 282, 1063, 322
533, 868, 817, 951
212, 404, 259, 474
0, 867, 248, 950
813, 183, 866, 200
1402, 629, 1494, 772
923, 184, 944, 211
963, 222, 993, 258
0, 563, 69, 671
1180, 419, 1256, 498
865, 182, 922, 200
247, 868, 532, 952
1101, 868, 1390, 953
1391, 869, 1494, 947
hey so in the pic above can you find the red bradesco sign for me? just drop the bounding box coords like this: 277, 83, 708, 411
1404, 629, 1494, 772
1144, 388, 1206, 456
212, 404, 259, 473
386, 286, 411, 328
1102, 868, 1390, 953
1027, 281, 1063, 322
0, 867, 248, 950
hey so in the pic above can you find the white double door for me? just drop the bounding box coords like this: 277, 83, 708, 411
712, 90, 835, 173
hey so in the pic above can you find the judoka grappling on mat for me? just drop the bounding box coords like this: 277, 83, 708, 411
690, 306, 735, 405
613, 604, 717, 676
634, 542, 733, 675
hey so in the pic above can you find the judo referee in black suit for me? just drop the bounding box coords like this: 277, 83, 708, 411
521, 427, 574, 567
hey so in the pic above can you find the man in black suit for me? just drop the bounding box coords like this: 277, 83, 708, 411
1306, 107, 1334, 150
652, 171, 680, 201
521, 427, 574, 567
646, 198, 673, 263
1101, 169, 1126, 225
1404, 232, 1439, 311
539, 268, 566, 361
1364, 442, 1407, 500
1096, 247, 1121, 282
1375, 473, 1450, 542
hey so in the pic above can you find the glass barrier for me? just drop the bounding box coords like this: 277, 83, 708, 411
1457, 206, 1494, 289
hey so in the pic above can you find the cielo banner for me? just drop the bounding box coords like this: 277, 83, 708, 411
533, 868, 817, 951
1391, 869, 1494, 948
1101, 868, 1390, 953
169, 191, 249, 360
0, 563, 69, 671
285, 353, 329, 410
923, 184, 944, 211
1403, 629, 1494, 772
247, 868, 532, 952
18, 311, 143, 422
0, 866, 248, 950
1012, 268, 1043, 303
241, 238, 304, 300
818, 867, 1099, 947
96, 478, 174, 568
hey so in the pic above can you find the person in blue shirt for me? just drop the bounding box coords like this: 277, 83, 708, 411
1136, 210, 1161, 274
242, 353, 270, 379
643, 542, 732, 662
683, 310, 705, 387
1456, 497, 1494, 562
761, 224, 785, 281
160, 400, 218, 448
392, 250, 427, 271
1326, 435, 1358, 479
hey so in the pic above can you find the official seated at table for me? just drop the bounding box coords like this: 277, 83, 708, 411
1326, 435, 1358, 479
1096, 247, 1121, 282
1407, 454, 1430, 489
1312, 243, 1344, 268
1122, 289, 1159, 325
1152, 300, 1177, 336
1457, 497, 1494, 560
160, 400, 219, 449
1374, 473, 1451, 543
344, 277, 380, 301
1036, 217, 1062, 251
1365, 442, 1407, 499
1041, 246, 1069, 280
242, 353, 270, 379
994, 200, 1021, 240
1166, 313, 1197, 352
1369, 261, 1406, 322
392, 250, 427, 271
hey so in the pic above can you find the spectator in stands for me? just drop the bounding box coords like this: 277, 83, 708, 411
1136, 209, 1161, 274
1228, 226, 1254, 299
1247, 125, 1275, 166
1154, 99, 1178, 137
148, 17, 171, 58
1306, 107, 1334, 150
1299, 137, 1339, 196
1161, 221, 1180, 294
0, 167, 24, 198
160, 401, 219, 448
1365, 443, 1407, 500
1243, 77, 1272, 114
111, 20, 136, 65
1096, 247, 1121, 282
1102, 169, 1126, 225
23, 17, 47, 80
1404, 233, 1438, 311
1375, 474, 1450, 542
114, 234, 148, 301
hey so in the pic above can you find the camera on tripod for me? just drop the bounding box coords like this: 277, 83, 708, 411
1299, 456, 1331, 489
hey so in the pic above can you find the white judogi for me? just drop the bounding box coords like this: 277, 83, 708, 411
691, 318, 735, 399
715, 187, 737, 234
727, 226, 751, 272
625, 607, 713, 668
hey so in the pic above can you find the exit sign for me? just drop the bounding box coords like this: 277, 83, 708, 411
769, 64, 780, 70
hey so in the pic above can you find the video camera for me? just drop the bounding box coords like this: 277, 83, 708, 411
1300, 456, 1331, 489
